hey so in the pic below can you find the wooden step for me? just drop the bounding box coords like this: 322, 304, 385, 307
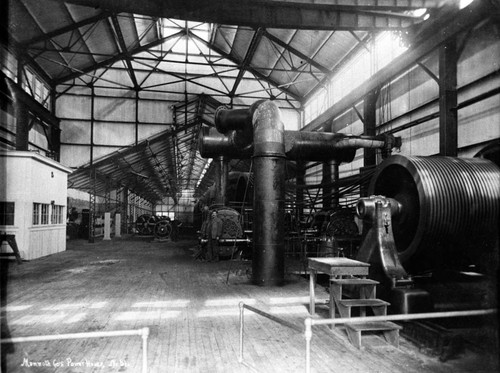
336, 298, 389, 319
345, 322, 402, 349
346, 321, 402, 332
330, 278, 378, 305
339, 299, 389, 308
331, 278, 379, 285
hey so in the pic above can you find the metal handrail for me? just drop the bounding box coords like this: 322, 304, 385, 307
238, 302, 496, 373
304, 309, 497, 373
1, 327, 150, 373
238, 302, 302, 365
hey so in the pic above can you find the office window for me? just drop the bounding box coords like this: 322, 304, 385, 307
33, 203, 41, 225
41, 204, 50, 225
0, 202, 15, 225
33, 203, 51, 225
51, 205, 64, 224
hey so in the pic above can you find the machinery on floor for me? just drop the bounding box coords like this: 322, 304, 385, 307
356, 154, 500, 314
198, 206, 251, 259
135, 215, 173, 240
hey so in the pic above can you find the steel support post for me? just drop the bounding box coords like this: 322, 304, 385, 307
322, 161, 332, 210
439, 38, 458, 156
363, 89, 379, 167
14, 101, 30, 151
296, 161, 305, 223
88, 168, 96, 243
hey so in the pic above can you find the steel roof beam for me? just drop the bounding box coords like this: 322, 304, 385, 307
53, 30, 186, 84
189, 32, 301, 101
20, 12, 111, 47
64, 0, 430, 30
263, 30, 332, 75
230, 28, 264, 97
302, 33, 371, 103
110, 14, 139, 89
303, 0, 494, 131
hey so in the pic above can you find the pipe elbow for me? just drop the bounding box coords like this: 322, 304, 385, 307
252, 100, 285, 156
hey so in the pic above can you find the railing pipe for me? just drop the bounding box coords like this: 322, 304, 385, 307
304, 317, 313, 373
239, 302, 244, 363
242, 303, 302, 333
305, 309, 496, 373
309, 308, 496, 327
239, 302, 302, 367
239, 302, 495, 373
1, 327, 150, 373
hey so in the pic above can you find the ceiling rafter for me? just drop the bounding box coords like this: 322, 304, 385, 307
189, 32, 301, 101
303, 32, 372, 103
64, 0, 432, 30
17, 1, 95, 85
189, 33, 232, 95
20, 12, 111, 47
230, 28, 264, 97
53, 29, 187, 84
263, 29, 332, 75
110, 14, 139, 89
133, 59, 231, 96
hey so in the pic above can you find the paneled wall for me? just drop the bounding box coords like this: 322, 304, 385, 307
302, 21, 499, 211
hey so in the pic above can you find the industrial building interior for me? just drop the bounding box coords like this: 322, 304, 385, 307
1, 0, 499, 372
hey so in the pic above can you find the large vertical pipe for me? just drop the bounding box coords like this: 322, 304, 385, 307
252, 101, 286, 286
214, 156, 228, 206
322, 159, 340, 210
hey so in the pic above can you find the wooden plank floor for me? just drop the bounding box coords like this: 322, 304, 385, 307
1, 235, 498, 373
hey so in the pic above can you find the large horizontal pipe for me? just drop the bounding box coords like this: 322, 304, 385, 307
284, 131, 356, 162
198, 126, 252, 158
200, 128, 399, 162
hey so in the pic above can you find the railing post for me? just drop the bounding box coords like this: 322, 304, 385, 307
304, 317, 312, 373
142, 327, 149, 373
239, 302, 244, 363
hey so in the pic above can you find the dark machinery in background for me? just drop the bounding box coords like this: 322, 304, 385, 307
356, 154, 500, 314
200, 100, 401, 285
135, 214, 173, 240
198, 206, 251, 258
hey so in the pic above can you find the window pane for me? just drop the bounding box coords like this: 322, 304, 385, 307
41, 204, 49, 225
33, 203, 40, 225
0, 202, 15, 225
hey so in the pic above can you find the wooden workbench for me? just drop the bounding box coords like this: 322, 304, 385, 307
308, 257, 370, 317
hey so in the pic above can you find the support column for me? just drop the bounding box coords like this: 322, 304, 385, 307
214, 156, 228, 206
331, 160, 340, 208
88, 169, 96, 243
15, 102, 30, 151
88, 84, 96, 243
103, 212, 111, 240
322, 161, 332, 210
363, 89, 379, 167
439, 39, 458, 157
296, 161, 305, 222
115, 213, 122, 238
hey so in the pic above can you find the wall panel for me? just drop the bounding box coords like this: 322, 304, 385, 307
93, 121, 136, 146
94, 96, 135, 121
56, 95, 91, 119
60, 120, 91, 144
